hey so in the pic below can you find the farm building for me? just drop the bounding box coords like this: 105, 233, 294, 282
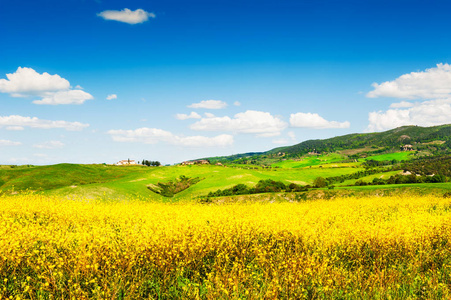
116, 160, 137, 166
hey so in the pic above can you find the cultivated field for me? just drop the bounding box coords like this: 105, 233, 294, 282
2, 193, 451, 299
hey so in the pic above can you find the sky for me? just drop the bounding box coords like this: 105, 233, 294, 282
1, 0, 451, 165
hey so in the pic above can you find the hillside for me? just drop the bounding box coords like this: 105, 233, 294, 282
206, 124, 451, 164
2, 124, 451, 200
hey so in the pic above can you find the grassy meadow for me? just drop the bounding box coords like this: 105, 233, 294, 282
0, 163, 365, 200
2, 193, 451, 299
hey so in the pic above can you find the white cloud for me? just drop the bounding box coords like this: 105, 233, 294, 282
188, 100, 228, 109
6, 126, 24, 131
33, 90, 93, 105
0, 115, 89, 131
233, 101, 241, 106
175, 112, 201, 120
106, 94, 117, 100
389, 101, 415, 108
190, 110, 287, 137
0, 67, 69, 97
97, 8, 155, 24
0, 139, 21, 146
204, 113, 215, 118
107, 127, 233, 147
367, 63, 451, 99
289, 112, 350, 129
33, 141, 65, 149
366, 98, 451, 132
0, 67, 93, 105
288, 131, 296, 141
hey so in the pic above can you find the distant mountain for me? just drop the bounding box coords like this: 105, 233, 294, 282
205, 124, 451, 163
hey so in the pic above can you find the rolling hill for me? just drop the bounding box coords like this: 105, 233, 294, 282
205, 124, 451, 164
2, 124, 451, 200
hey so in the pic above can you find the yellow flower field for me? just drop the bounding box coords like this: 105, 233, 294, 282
1, 193, 451, 299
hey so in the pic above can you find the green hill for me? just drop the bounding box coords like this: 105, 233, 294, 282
206, 124, 451, 165
2, 124, 451, 200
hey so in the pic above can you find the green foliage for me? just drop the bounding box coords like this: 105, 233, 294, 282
313, 177, 327, 188
147, 176, 202, 197
142, 160, 161, 167
207, 179, 308, 197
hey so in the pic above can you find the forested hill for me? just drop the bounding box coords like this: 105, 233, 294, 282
205, 124, 451, 163
270, 124, 451, 156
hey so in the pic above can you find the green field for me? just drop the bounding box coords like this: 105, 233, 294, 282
362, 151, 415, 161
270, 153, 348, 168
0, 146, 447, 201
0, 163, 366, 200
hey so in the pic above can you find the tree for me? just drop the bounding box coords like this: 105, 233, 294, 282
313, 177, 327, 188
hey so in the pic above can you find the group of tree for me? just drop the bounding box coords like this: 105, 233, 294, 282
207, 179, 308, 197
400, 156, 451, 177
141, 160, 161, 167
354, 173, 447, 186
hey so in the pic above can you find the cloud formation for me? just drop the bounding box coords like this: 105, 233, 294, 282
97, 8, 155, 24
366, 99, 451, 132
289, 112, 350, 129
108, 127, 233, 147
0, 67, 93, 105
175, 112, 201, 120
0, 115, 89, 131
188, 100, 227, 109
33, 140, 65, 149
367, 63, 451, 99
0, 139, 21, 146
106, 94, 117, 100
190, 110, 287, 137
0, 67, 69, 97
33, 90, 93, 105
389, 101, 415, 108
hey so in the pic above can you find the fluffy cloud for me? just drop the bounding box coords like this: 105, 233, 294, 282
0, 115, 89, 131
33, 141, 65, 149
366, 99, 451, 132
367, 63, 451, 99
289, 112, 350, 129
0, 67, 93, 105
0, 67, 69, 97
175, 112, 201, 120
33, 90, 93, 105
106, 94, 117, 100
97, 8, 155, 24
108, 127, 233, 147
188, 100, 228, 109
389, 101, 415, 108
190, 110, 287, 137
0, 139, 21, 146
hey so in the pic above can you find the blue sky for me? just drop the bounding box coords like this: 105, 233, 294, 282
1, 0, 451, 165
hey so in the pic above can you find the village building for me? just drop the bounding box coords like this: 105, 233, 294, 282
401, 144, 413, 151
116, 159, 137, 166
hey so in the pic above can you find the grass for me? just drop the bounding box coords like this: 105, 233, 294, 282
1, 163, 365, 200
362, 151, 415, 161
270, 153, 347, 168
338, 170, 401, 186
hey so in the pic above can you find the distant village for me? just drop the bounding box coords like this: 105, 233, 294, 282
114, 159, 222, 166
